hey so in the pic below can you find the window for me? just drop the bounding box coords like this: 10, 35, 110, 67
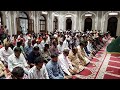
39, 15, 46, 32
19, 11, 29, 34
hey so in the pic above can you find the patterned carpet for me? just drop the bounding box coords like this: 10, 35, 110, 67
72, 38, 120, 79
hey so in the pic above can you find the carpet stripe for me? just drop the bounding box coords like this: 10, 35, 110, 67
106, 67, 120, 75
103, 74, 120, 79
108, 65, 120, 69
105, 72, 120, 78
108, 61, 120, 67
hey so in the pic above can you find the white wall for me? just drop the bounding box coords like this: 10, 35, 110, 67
1, 11, 120, 36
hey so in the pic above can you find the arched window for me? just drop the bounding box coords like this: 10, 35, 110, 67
39, 15, 46, 32
19, 11, 29, 34
53, 17, 58, 31
16, 11, 34, 35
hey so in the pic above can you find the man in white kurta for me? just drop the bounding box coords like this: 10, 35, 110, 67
34, 40, 43, 52
58, 49, 77, 76
8, 47, 29, 74
62, 39, 69, 50
28, 56, 49, 79
0, 42, 13, 64
28, 64, 49, 79
57, 41, 64, 54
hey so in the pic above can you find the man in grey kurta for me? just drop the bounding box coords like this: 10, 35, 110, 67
46, 53, 65, 79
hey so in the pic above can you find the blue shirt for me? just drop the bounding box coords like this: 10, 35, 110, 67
24, 46, 33, 56
27, 51, 40, 64
46, 60, 65, 79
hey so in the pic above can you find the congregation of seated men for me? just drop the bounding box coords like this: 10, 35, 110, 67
0, 25, 110, 79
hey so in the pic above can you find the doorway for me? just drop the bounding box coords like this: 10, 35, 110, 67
66, 18, 72, 30
84, 17, 92, 32
107, 17, 118, 37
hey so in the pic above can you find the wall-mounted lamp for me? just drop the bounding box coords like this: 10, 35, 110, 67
85, 14, 92, 17
54, 14, 59, 16
109, 12, 118, 15
42, 11, 48, 15
66, 15, 72, 17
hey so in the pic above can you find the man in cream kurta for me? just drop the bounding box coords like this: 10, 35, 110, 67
68, 47, 85, 73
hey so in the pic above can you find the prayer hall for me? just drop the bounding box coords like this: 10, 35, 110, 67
0, 11, 120, 79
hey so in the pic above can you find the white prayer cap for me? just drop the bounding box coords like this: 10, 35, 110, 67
28, 37, 31, 40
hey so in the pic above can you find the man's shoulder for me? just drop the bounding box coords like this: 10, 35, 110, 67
46, 61, 52, 68
58, 54, 63, 59
8, 53, 14, 59
8, 47, 13, 51
29, 66, 36, 73
0, 47, 4, 51
29, 51, 34, 55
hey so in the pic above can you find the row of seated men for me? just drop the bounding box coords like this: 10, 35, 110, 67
0, 30, 110, 79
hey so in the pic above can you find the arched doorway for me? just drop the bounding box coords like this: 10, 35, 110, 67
84, 17, 92, 32
39, 15, 46, 33
66, 18, 72, 30
16, 11, 30, 35
16, 12, 34, 35
53, 17, 58, 32
107, 17, 118, 37
19, 11, 29, 34
0, 12, 3, 26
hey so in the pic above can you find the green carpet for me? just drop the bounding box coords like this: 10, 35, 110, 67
107, 37, 120, 53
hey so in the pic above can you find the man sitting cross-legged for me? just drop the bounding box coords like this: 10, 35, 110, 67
46, 53, 67, 79
68, 47, 85, 73
28, 56, 49, 79
8, 47, 30, 75
58, 49, 78, 79
6, 66, 28, 79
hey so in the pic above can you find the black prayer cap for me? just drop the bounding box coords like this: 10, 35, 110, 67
51, 53, 58, 58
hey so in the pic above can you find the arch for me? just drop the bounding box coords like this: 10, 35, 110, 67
107, 17, 118, 37
0, 11, 3, 25
102, 11, 120, 33
80, 11, 96, 32
81, 11, 96, 19
39, 15, 46, 33
16, 11, 29, 35
19, 11, 28, 18
84, 17, 92, 32
64, 13, 74, 31
103, 11, 120, 18
52, 12, 59, 32
66, 18, 72, 30
53, 16, 58, 32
